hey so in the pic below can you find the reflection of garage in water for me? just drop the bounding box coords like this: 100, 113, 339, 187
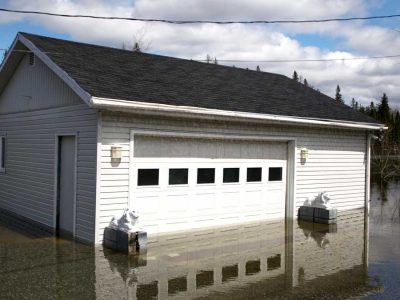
98, 209, 372, 299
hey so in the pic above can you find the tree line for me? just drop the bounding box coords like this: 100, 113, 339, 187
292, 70, 399, 145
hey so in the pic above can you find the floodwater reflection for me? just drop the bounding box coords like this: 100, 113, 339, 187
0, 206, 385, 299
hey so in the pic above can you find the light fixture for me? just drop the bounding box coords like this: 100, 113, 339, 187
300, 148, 309, 161
111, 146, 122, 160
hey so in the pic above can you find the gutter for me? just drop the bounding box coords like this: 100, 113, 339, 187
91, 97, 386, 131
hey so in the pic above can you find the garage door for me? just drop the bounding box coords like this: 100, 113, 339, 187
130, 135, 287, 234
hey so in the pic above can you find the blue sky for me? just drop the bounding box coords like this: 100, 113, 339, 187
0, 0, 400, 105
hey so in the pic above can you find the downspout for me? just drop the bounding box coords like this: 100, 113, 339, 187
366, 132, 378, 215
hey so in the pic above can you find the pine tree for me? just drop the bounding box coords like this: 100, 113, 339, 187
369, 102, 377, 119
393, 111, 400, 143
214, 57, 218, 65
378, 93, 390, 124
292, 71, 299, 82
335, 85, 344, 104
351, 98, 356, 108
303, 78, 308, 87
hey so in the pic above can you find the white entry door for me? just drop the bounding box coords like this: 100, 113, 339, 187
130, 136, 287, 234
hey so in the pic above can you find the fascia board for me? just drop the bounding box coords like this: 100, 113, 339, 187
92, 96, 386, 131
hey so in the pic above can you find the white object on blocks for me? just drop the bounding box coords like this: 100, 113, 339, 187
109, 209, 142, 233
304, 192, 332, 209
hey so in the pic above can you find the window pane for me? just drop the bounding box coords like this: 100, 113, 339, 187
137, 169, 159, 186
245, 259, 261, 276
169, 168, 188, 185
247, 167, 262, 182
267, 254, 281, 270
196, 270, 214, 289
269, 167, 283, 181
197, 168, 215, 184
137, 281, 158, 299
223, 168, 239, 183
222, 264, 238, 282
168, 276, 187, 295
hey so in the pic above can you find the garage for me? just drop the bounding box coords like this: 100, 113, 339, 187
129, 134, 288, 234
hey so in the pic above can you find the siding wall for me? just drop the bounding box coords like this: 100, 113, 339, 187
0, 54, 82, 114
0, 54, 98, 242
99, 111, 367, 243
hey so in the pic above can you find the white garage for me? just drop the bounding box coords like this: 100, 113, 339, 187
129, 133, 287, 234
0, 33, 385, 244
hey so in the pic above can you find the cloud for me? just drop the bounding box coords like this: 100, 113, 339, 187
1, 0, 399, 106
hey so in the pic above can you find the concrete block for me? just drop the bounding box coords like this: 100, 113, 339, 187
103, 237, 117, 250
298, 215, 314, 222
298, 206, 315, 217
136, 231, 147, 252
103, 227, 148, 254
104, 227, 117, 241
314, 207, 337, 220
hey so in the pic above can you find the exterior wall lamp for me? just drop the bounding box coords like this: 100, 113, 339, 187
111, 146, 122, 160
300, 148, 309, 163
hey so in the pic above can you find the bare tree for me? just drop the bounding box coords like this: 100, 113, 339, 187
372, 134, 400, 200
122, 27, 151, 52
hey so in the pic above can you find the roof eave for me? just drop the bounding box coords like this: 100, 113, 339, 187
91, 96, 386, 131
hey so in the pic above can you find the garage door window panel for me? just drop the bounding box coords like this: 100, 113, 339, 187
197, 168, 215, 184
223, 168, 240, 183
137, 169, 159, 186
169, 168, 189, 185
246, 167, 262, 182
269, 167, 283, 181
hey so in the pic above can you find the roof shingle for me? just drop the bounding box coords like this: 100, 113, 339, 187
21, 32, 379, 124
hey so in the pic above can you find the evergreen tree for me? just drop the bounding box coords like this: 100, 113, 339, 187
214, 57, 218, 65
378, 93, 391, 124
292, 71, 299, 82
351, 98, 356, 108
369, 101, 377, 119
393, 111, 400, 143
335, 85, 344, 104
303, 78, 308, 87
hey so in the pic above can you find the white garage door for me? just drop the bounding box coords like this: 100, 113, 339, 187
130, 135, 287, 234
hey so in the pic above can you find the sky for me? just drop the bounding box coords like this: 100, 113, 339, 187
0, 0, 400, 107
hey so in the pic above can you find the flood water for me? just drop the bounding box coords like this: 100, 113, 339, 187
0, 181, 399, 299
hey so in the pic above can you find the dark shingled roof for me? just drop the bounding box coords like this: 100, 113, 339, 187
21, 32, 379, 124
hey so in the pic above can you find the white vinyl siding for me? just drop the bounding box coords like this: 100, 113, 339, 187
0, 53, 98, 242
98, 111, 367, 244
0, 105, 98, 242
0, 53, 82, 115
